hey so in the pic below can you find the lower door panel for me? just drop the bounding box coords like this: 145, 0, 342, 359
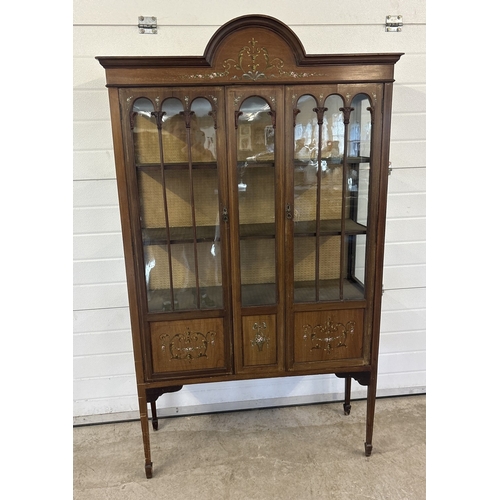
293, 308, 364, 366
150, 318, 227, 374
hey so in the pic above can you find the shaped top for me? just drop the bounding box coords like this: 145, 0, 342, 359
97, 15, 402, 86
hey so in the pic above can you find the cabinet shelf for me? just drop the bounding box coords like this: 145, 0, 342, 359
237, 160, 275, 169
142, 218, 365, 246
294, 279, 365, 302
137, 162, 218, 170
148, 286, 223, 312
294, 156, 370, 166
142, 226, 219, 245
236, 156, 370, 170
294, 219, 366, 237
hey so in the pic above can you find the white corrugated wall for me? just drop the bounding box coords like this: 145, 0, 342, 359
73, 0, 426, 424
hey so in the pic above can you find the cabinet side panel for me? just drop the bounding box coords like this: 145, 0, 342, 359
108, 87, 146, 384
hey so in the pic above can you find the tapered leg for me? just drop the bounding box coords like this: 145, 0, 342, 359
138, 389, 153, 478
151, 400, 159, 431
364, 374, 377, 457
343, 376, 352, 415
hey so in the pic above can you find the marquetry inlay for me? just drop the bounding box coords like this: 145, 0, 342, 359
250, 322, 270, 352
160, 328, 217, 361
302, 318, 356, 354
177, 38, 325, 82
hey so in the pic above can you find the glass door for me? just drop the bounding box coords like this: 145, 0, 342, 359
227, 87, 284, 373
236, 95, 277, 306
124, 87, 231, 376
132, 93, 225, 312
285, 85, 376, 368
289, 89, 373, 303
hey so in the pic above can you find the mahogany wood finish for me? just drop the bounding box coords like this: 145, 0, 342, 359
97, 14, 402, 478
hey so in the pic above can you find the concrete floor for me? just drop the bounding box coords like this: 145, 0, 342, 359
74, 394, 425, 499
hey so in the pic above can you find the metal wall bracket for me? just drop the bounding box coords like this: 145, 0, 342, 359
385, 15, 403, 32
138, 16, 157, 34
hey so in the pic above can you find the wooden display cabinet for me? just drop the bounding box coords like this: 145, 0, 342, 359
97, 15, 402, 478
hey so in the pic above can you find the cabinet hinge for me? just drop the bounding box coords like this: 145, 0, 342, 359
388, 161, 393, 175
385, 15, 403, 32
138, 16, 157, 34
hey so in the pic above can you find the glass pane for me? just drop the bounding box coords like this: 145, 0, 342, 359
320, 95, 344, 227
293, 237, 316, 302
132, 96, 223, 313
237, 97, 276, 307
161, 98, 188, 163
347, 94, 371, 226
293, 95, 317, 302
143, 244, 174, 311
293, 94, 345, 302
132, 98, 171, 312
191, 98, 222, 309
344, 94, 371, 296
133, 98, 158, 164
344, 234, 366, 300
318, 235, 342, 301
318, 95, 344, 301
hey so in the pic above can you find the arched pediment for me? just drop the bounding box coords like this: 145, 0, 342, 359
204, 14, 307, 68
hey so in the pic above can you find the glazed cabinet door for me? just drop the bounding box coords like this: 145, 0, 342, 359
120, 87, 232, 379
285, 84, 383, 371
226, 87, 285, 374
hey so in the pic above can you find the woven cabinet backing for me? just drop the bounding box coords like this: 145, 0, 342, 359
134, 113, 215, 164
294, 236, 341, 282
145, 242, 222, 290
294, 165, 343, 222
138, 169, 220, 228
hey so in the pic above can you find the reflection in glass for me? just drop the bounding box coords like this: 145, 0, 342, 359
237, 97, 276, 306
292, 93, 370, 303
343, 94, 371, 294
133, 98, 158, 164
133, 96, 222, 312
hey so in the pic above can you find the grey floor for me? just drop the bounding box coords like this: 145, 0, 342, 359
74, 394, 425, 499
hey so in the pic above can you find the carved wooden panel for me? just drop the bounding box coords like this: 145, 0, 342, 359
293, 309, 364, 364
242, 314, 277, 367
150, 318, 226, 374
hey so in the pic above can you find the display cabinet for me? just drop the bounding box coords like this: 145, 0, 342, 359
97, 14, 402, 478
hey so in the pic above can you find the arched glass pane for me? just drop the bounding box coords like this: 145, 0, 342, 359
191, 97, 217, 161
161, 98, 188, 163
293, 95, 318, 302
133, 95, 223, 313
344, 93, 372, 299
318, 94, 344, 301
132, 98, 172, 311
237, 96, 276, 307
155, 97, 222, 311
133, 98, 157, 164
190, 97, 222, 309
293, 94, 345, 302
